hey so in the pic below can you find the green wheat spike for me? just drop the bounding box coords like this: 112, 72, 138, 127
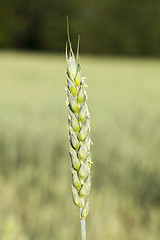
65, 18, 92, 240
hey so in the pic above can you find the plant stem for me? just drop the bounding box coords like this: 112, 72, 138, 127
80, 208, 86, 240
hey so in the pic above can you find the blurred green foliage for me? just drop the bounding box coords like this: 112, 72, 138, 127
0, 52, 160, 240
0, 0, 160, 55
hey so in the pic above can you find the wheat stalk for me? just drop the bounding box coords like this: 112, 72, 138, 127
65, 19, 92, 240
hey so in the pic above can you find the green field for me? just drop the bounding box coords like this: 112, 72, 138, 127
0, 52, 160, 240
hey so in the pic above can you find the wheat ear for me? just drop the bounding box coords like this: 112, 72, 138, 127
65, 19, 92, 240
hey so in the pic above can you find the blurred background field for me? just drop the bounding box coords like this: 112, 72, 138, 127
0, 52, 160, 240
0, 0, 160, 239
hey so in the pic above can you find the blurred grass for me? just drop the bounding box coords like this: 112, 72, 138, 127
0, 51, 160, 240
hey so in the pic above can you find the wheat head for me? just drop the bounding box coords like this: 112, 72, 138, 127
65, 26, 92, 223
